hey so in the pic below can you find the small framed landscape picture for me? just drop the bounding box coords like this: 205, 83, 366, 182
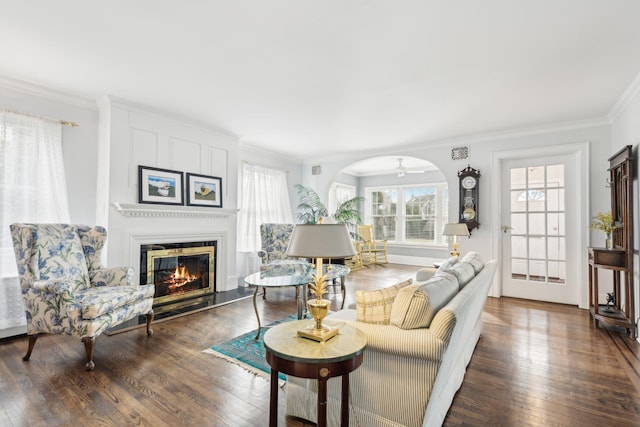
138, 165, 184, 205
186, 173, 223, 208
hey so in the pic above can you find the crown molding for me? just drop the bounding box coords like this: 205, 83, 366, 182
0, 74, 96, 109
104, 95, 238, 141
311, 117, 610, 165
239, 140, 306, 163
607, 71, 640, 123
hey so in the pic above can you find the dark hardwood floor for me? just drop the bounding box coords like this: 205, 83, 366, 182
1, 264, 639, 426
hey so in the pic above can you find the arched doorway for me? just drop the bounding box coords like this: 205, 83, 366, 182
329, 155, 448, 249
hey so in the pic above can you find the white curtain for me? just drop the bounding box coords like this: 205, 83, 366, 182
237, 163, 293, 253
328, 182, 356, 215
0, 111, 70, 331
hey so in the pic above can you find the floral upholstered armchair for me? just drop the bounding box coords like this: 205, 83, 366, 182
256, 223, 296, 299
257, 223, 295, 264
10, 223, 155, 371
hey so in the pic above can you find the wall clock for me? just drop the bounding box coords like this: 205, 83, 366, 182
458, 165, 480, 233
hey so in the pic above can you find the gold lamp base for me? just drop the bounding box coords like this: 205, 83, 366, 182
450, 241, 460, 257
297, 325, 339, 342
297, 299, 340, 342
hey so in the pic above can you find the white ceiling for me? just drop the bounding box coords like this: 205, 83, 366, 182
1, 1, 640, 160
343, 156, 437, 176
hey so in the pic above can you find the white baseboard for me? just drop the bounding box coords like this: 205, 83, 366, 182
387, 255, 442, 267
0, 325, 26, 339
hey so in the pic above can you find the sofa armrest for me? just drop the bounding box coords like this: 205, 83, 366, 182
89, 267, 134, 287
337, 320, 448, 361
429, 308, 457, 343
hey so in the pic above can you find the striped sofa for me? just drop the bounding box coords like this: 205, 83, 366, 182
285, 256, 498, 427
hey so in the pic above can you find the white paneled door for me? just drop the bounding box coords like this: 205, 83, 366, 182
501, 154, 578, 304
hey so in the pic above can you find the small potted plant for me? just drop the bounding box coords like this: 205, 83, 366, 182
590, 211, 616, 249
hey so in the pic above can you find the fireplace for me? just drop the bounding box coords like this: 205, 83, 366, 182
140, 241, 217, 307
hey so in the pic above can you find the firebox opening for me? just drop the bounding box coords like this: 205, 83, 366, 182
140, 241, 217, 308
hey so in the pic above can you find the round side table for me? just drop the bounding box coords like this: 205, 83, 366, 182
263, 320, 367, 427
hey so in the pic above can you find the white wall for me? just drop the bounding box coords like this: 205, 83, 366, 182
238, 142, 304, 218
0, 81, 99, 224
0, 81, 99, 338
610, 76, 640, 341
236, 142, 304, 277
97, 97, 241, 291
304, 123, 612, 303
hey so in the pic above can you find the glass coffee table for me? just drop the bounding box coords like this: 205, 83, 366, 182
244, 261, 350, 339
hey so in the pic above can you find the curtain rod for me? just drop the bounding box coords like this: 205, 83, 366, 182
242, 160, 289, 174
1, 109, 79, 128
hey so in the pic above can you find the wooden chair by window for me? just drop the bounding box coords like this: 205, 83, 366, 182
344, 241, 364, 271
357, 225, 388, 266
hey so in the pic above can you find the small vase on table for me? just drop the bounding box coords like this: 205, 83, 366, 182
605, 232, 613, 250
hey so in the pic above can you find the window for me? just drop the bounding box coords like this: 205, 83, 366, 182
364, 183, 448, 245
1, 111, 69, 330
328, 182, 356, 215
237, 163, 293, 252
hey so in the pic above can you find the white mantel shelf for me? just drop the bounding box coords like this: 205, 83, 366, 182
113, 202, 239, 219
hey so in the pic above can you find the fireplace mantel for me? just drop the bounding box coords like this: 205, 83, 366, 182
113, 202, 239, 219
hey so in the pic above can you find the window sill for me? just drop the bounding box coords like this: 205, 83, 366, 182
386, 242, 449, 250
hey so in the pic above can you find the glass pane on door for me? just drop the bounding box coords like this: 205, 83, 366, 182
510, 164, 566, 284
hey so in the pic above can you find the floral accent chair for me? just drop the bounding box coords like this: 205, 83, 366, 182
257, 223, 295, 264
257, 223, 295, 299
10, 223, 155, 371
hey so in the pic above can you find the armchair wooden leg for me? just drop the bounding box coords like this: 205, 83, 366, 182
82, 337, 96, 371
146, 310, 154, 336
23, 334, 39, 361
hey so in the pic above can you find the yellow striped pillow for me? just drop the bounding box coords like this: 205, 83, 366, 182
390, 273, 458, 329
355, 279, 413, 324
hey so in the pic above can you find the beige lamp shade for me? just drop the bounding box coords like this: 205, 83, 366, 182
287, 223, 355, 342
442, 223, 470, 237
442, 222, 469, 257
286, 224, 357, 258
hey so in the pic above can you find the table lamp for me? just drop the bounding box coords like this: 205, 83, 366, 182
442, 223, 470, 257
286, 224, 356, 341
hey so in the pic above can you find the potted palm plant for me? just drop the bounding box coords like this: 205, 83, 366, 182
294, 184, 364, 233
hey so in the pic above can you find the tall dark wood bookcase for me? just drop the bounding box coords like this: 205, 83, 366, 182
588, 145, 636, 337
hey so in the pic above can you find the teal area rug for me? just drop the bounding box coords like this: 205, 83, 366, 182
203, 315, 297, 382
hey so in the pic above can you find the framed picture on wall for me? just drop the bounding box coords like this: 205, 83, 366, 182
186, 173, 223, 208
138, 165, 184, 205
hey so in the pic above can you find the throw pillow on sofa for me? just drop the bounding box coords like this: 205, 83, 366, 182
461, 251, 484, 274
437, 256, 459, 274
390, 273, 458, 329
355, 278, 413, 324
438, 261, 475, 288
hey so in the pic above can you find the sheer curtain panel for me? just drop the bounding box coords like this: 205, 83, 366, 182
0, 111, 70, 333
237, 163, 293, 253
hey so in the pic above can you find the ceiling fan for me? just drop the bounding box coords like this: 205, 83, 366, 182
395, 158, 426, 177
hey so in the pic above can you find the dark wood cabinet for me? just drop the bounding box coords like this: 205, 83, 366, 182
588, 145, 635, 337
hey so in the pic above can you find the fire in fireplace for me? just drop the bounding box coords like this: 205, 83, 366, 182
140, 241, 217, 306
